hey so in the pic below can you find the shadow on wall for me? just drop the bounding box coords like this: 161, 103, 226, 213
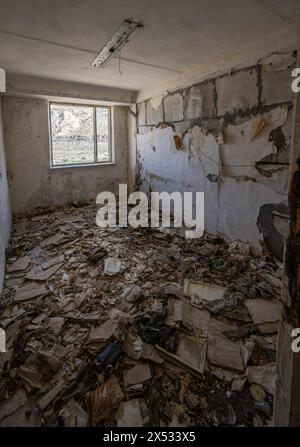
257, 203, 289, 261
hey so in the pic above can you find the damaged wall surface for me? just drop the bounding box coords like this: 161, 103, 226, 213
0, 97, 11, 292
136, 51, 296, 255
3, 97, 128, 214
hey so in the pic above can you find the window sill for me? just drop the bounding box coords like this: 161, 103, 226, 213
49, 161, 116, 170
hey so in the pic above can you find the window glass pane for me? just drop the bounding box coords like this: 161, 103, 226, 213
96, 107, 110, 161
50, 104, 94, 165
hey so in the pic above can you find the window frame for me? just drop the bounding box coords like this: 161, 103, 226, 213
48, 102, 113, 168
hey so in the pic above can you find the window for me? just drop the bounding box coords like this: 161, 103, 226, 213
49, 103, 112, 167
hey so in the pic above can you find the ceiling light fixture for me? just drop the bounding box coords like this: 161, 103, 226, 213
91, 19, 143, 68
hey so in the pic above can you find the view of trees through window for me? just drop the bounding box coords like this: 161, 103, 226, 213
50, 104, 111, 166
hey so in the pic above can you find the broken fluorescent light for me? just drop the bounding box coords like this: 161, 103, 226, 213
91, 19, 143, 68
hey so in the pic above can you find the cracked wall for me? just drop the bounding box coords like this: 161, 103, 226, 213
135, 50, 297, 256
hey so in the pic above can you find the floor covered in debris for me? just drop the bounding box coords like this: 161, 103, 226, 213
0, 203, 282, 427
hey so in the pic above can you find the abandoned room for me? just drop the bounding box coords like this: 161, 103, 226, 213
0, 0, 300, 431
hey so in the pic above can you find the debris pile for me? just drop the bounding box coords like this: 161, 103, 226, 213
0, 203, 282, 427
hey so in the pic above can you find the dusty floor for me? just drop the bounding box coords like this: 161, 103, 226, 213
0, 203, 282, 427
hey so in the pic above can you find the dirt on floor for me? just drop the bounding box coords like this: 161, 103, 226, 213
0, 202, 282, 427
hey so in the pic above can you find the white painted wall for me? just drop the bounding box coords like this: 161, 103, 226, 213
3, 96, 128, 213
138, 124, 288, 251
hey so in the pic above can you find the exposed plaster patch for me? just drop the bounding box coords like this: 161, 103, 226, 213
150, 95, 165, 111
221, 106, 288, 178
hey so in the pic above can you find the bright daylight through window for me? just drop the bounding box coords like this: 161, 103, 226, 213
49, 103, 112, 167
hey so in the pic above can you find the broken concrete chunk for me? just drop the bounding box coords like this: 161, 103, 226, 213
42, 254, 64, 270
117, 399, 143, 427
40, 232, 65, 248
208, 332, 244, 373
5, 277, 24, 289
119, 284, 143, 312
257, 321, 280, 334
176, 335, 207, 374
14, 282, 49, 302
173, 301, 183, 322
7, 256, 31, 273
247, 363, 276, 395
166, 298, 210, 332
120, 284, 142, 304
104, 257, 121, 275
26, 262, 63, 281
87, 320, 118, 345
183, 279, 226, 302
48, 317, 65, 335
123, 364, 152, 387
141, 343, 164, 364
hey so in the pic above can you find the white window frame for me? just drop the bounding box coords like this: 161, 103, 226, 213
48, 102, 113, 168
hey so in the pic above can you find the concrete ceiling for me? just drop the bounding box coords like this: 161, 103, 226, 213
0, 0, 299, 93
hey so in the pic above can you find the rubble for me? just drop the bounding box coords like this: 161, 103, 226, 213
7, 256, 31, 273
246, 363, 276, 396
183, 279, 226, 303
0, 203, 283, 426
117, 399, 143, 427
59, 399, 88, 427
104, 257, 121, 276
13, 282, 49, 302
123, 364, 152, 387
86, 375, 124, 426
244, 298, 282, 333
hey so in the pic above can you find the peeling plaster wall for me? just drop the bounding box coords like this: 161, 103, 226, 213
274, 28, 300, 427
3, 96, 128, 214
0, 97, 11, 292
135, 51, 297, 254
